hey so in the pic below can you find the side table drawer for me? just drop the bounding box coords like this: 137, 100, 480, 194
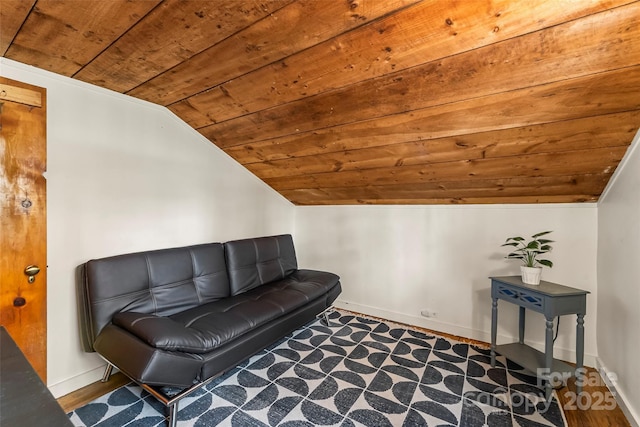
496, 284, 544, 312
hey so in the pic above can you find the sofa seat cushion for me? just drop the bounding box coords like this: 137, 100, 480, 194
111, 269, 339, 354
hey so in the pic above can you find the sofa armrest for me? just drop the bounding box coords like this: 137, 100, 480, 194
112, 312, 210, 354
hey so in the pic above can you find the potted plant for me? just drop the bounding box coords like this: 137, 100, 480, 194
501, 231, 554, 285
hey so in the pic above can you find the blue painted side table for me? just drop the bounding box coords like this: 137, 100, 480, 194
490, 276, 589, 400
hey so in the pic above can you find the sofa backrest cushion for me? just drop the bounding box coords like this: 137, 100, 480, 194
81, 243, 229, 348
224, 234, 298, 296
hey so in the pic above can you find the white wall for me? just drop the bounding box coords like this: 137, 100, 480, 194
295, 204, 599, 366
0, 59, 294, 397
597, 130, 640, 425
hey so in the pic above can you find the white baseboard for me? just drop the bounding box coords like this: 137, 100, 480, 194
333, 299, 597, 367
596, 358, 639, 427
48, 364, 110, 399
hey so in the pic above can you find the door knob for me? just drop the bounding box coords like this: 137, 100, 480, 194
24, 265, 40, 283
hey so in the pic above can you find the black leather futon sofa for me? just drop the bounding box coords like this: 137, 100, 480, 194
78, 234, 341, 427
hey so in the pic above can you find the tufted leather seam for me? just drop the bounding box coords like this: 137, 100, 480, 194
186, 299, 286, 334
187, 270, 227, 280
233, 308, 257, 328
249, 285, 314, 306
181, 279, 327, 328
187, 306, 256, 331
189, 248, 203, 303
253, 240, 263, 284
220, 299, 249, 313
93, 289, 149, 304
181, 296, 258, 326
184, 311, 223, 328
155, 278, 196, 289
247, 285, 309, 300
139, 272, 226, 303
129, 315, 158, 326
183, 288, 299, 328
145, 254, 158, 315
275, 237, 285, 278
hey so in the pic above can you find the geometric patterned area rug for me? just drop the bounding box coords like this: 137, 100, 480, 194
68, 310, 566, 427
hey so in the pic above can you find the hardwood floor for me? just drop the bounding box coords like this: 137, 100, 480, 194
557, 371, 631, 427
57, 371, 129, 414
58, 312, 631, 427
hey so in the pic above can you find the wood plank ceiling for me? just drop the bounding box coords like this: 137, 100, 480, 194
2, 0, 639, 205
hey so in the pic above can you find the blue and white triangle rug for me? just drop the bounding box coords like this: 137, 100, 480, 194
68, 310, 567, 426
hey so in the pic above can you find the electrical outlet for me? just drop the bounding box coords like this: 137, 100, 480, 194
420, 309, 437, 318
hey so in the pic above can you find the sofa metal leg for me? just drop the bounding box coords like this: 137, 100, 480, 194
167, 402, 179, 427
321, 311, 331, 326
101, 364, 113, 383
318, 307, 336, 327
135, 373, 223, 427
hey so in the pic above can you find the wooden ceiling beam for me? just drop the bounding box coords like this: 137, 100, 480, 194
74, 0, 291, 93
128, 0, 419, 105
226, 111, 640, 163
281, 174, 610, 199
288, 195, 600, 205
195, 2, 640, 137
232, 111, 640, 178
0, 0, 35, 56
281, 174, 610, 205
265, 146, 627, 190
205, 65, 640, 152
172, 0, 635, 129
3, 0, 160, 76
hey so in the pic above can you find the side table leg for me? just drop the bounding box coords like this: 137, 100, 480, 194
545, 317, 554, 400
576, 313, 585, 395
491, 298, 498, 367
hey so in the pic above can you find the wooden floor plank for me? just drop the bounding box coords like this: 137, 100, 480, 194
57, 372, 130, 414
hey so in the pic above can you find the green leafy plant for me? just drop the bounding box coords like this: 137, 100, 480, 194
502, 231, 554, 268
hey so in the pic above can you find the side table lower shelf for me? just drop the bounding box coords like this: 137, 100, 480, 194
497, 343, 574, 384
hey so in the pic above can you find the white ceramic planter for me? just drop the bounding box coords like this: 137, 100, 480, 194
521, 266, 542, 285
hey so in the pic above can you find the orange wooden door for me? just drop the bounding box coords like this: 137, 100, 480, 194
0, 77, 47, 381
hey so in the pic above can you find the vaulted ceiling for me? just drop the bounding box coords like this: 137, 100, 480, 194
2, 0, 639, 205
